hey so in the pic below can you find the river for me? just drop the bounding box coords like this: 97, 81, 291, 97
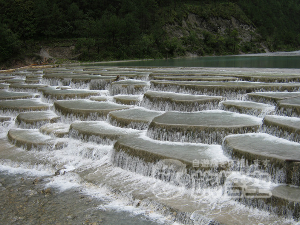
90, 52, 300, 69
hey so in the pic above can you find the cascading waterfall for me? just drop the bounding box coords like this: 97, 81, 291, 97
262, 124, 300, 143
107, 115, 150, 130
41, 78, 66, 87
149, 82, 251, 100
89, 79, 111, 90
111, 145, 300, 222
1, 66, 300, 225
146, 125, 259, 145
112, 149, 227, 188
69, 127, 118, 145
108, 80, 150, 95
141, 96, 221, 112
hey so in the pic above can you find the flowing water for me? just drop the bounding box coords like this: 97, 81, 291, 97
1, 54, 300, 225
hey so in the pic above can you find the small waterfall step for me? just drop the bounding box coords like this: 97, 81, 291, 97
9, 83, 48, 91
234, 73, 300, 83
43, 68, 71, 73
93, 70, 149, 80
0, 83, 9, 89
147, 110, 262, 144
13, 70, 36, 76
89, 96, 109, 102
25, 73, 43, 84
0, 90, 38, 100
150, 80, 300, 99
54, 99, 130, 121
247, 91, 300, 105
69, 121, 140, 145
113, 132, 229, 172
69, 75, 115, 82
71, 76, 117, 90
151, 75, 238, 82
109, 80, 149, 95
7, 128, 65, 150
39, 86, 100, 100
0, 75, 16, 81
142, 91, 223, 112
5, 78, 26, 84
225, 172, 300, 220
25, 77, 42, 84
263, 115, 300, 142
108, 108, 163, 130
0, 99, 51, 114
148, 71, 233, 78
39, 123, 70, 138
16, 111, 60, 129
113, 95, 142, 105
223, 133, 300, 185
43, 72, 90, 79
221, 100, 275, 117
277, 97, 300, 117
43, 70, 90, 80
43, 72, 116, 88
84, 162, 291, 225
0, 137, 61, 170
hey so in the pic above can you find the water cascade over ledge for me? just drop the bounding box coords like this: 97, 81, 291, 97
0, 65, 300, 224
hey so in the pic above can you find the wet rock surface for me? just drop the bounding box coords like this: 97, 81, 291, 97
223, 133, 300, 185
221, 100, 275, 117
142, 91, 223, 111
148, 110, 262, 144
70, 121, 139, 144
16, 111, 60, 128
108, 108, 162, 130
0, 90, 37, 100
247, 92, 300, 105
54, 99, 129, 120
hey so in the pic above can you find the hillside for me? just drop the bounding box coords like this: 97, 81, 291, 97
0, 0, 299, 68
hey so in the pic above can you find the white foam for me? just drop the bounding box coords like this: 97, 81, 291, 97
45, 172, 82, 191
0, 163, 52, 177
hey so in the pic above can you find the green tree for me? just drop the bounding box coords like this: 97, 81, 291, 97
163, 37, 184, 58
76, 38, 95, 53
226, 29, 240, 53
120, 13, 140, 46
0, 24, 21, 62
138, 34, 156, 58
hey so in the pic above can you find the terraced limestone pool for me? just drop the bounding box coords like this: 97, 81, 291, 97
0, 65, 300, 224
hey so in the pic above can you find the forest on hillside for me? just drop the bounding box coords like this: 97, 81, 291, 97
1, 0, 300, 65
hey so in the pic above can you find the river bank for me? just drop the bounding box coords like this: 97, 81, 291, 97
237, 50, 300, 56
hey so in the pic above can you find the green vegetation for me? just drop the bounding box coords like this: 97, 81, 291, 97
0, 24, 21, 63
0, 0, 299, 66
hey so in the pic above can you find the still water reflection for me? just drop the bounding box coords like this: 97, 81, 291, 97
97, 55, 300, 68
